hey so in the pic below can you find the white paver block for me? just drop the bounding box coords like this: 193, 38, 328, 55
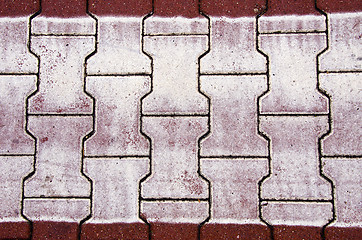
141, 201, 209, 223
142, 36, 208, 114
200, 17, 266, 73
84, 157, 149, 223
144, 16, 208, 35
32, 16, 96, 35
24, 199, 90, 222
200, 75, 268, 156
260, 116, 332, 200
320, 12, 362, 71
85, 76, 150, 156
87, 17, 151, 75
0, 76, 36, 154
0, 156, 33, 222
28, 36, 94, 114
258, 14, 326, 33
141, 117, 208, 199
0, 18, 38, 73
262, 202, 333, 226
320, 73, 362, 156
25, 116, 92, 197
259, 33, 328, 113
323, 158, 362, 228
201, 158, 268, 224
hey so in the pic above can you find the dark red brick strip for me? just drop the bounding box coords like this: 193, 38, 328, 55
0, 222, 30, 240
325, 227, 362, 240
81, 223, 149, 240
273, 225, 323, 240
0, 0, 39, 17
317, 0, 362, 13
32, 221, 79, 240
262, 0, 320, 16
88, 0, 152, 16
40, 0, 87, 17
153, 0, 200, 18
200, 223, 271, 240
201, 0, 267, 17
1, 0, 360, 17
1, 222, 362, 239
150, 223, 199, 240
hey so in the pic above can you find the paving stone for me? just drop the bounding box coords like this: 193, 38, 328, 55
200, 75, 268, 156
142, 36, 209, 114
319, 13, 361, 71
83, 157, 149, 223
85, 76, 150, 156
0, 156, 33, 222
273, 225, 323, 240
81, 222, 149, 240
32, 16, 96, 35
0, 0, 361, 238
0, 76, 36, 154
262, 202, 333, 226
28, 36, 94, 114
87, 17, 151, 75
0, 18, 38, 73
141, 201, 209, 223
0, 0, 39, 17
24, 198, 90, 222
32, 221, 79, 240
40, 0, 88, 18
200, 17, 266, 74
152, 0, 200, 18
260, 116, 332, 200
24, 116, 92, 197
141, 117, 208, 199
323, 158, 362, 228
201, 223, 271, 240
150, 222, 199, 240
201, 158, 268, 223
259, 33, 329, 113
0, 221, 30, 240
88, 0, 152, 16
320, 73, 362, 156
200, 0, 267, 17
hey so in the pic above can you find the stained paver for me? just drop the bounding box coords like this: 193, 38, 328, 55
0, 0, 361, 240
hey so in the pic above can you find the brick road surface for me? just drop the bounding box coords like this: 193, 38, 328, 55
0, 0, 361, 239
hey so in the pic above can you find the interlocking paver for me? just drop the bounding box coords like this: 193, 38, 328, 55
85, 76, 150, 156
142, 35, 208, 114
24, 116, 92, 197
28, 36, 94, 114
200, 75, 268, 156
141, 117, 208, 199
201, 158, 267, 223
0, 0, 361, 239
320, 73, 361, 156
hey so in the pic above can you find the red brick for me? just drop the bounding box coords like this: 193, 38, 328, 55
151, 223, 199, 240
41, 0, 87, 17
263, 0, 319, 16
201, 0, 267, 17
88, 0, 152, 16
154, 0, 200, 18
32, 221, 79, 240
0, 0, 39, 16
201, 223, 271, 240
273, 225, 323, 240
325, 227, 362, 240
81, 223, 149, 240
317, 0, 362, 13
0, 222, 31, 240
